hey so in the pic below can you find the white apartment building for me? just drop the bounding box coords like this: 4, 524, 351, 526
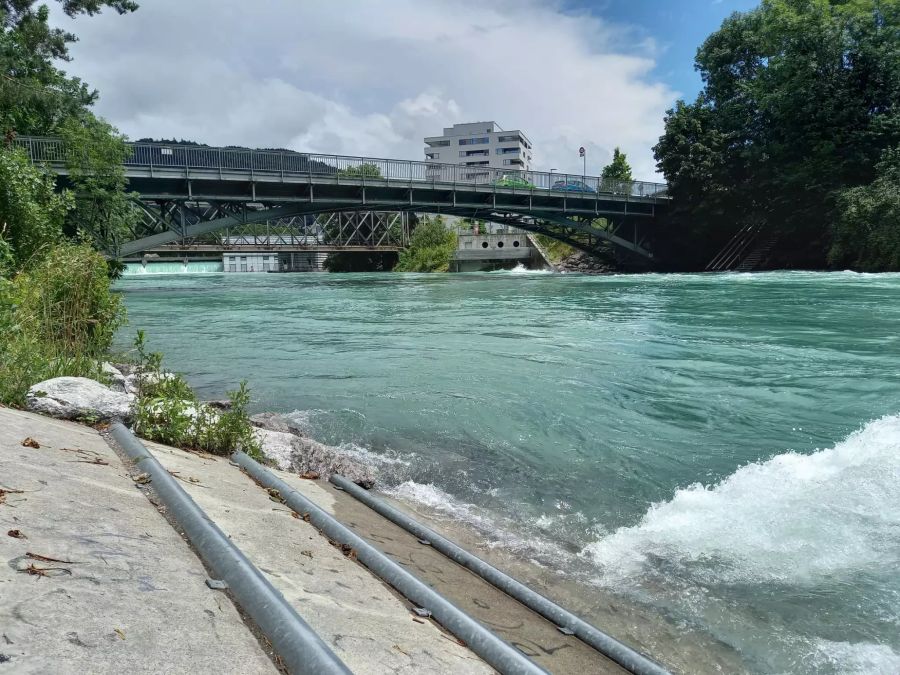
424, 122, 533, 173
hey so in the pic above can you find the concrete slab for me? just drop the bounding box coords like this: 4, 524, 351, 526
0, 408, 275, 675
326, 486, 626, 674
141, 440, 492, 675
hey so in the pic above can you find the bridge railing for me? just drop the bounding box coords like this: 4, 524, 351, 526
15, 136, 668, 200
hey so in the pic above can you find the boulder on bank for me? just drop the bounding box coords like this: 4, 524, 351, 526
102, 362, 128, 392
26, 377, 134, 422
123, 370, 174, 396
556, 250, 613, 274
250, 412, 305, 436
254, 427, 375, 489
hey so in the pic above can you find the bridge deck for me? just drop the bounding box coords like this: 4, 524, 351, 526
17, 137, 668, 261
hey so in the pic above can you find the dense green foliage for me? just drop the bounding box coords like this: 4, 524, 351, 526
534, 233, 576, 264
1, 0, 139, 253
654, 0, 900, 270
130, 331, 262, 458
0, 2, 138, 406
336, 163, 382, 179
394, 215, 456, 272
0, 145, 70, 272
831, 145, 900, 269
601, 147, 632, 182
0, 242, 123, 404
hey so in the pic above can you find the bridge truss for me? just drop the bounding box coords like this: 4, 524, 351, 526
130, 204, 409, 256
18, 136, 667, 265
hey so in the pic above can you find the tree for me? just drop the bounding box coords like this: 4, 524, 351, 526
653, 0, 900, 270
0, 1, 138, 137
830, 145, 900, 270
394, 215, 456, 272
0, 145, 71, 274
336, 163, 382, 179
601, 147, 632, 182
0, 0, 139, 256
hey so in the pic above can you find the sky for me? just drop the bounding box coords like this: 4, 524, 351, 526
54, 0, 759, 180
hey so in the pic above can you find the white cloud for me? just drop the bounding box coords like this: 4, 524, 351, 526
55, 0, 677, 179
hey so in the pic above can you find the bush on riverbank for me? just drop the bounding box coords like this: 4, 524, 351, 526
394, 215, 456, 272
0, 242, 124, 406
129, 331, 263, 458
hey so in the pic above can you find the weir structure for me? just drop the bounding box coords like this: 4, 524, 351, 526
17, 136, 669, 265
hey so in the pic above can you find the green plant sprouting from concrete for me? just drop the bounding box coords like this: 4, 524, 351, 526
130, 331, 263, 459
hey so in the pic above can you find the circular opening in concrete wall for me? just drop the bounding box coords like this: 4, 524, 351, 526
482, 241, 489, 248
513, 240, 520, 247
497, 241, 504, 248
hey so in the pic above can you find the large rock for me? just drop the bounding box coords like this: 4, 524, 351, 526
249, 411, 305, 436
101, 362, 127, 392
254, 427, 375, 489
26, 377, 134, 422
124, 370, 174, 395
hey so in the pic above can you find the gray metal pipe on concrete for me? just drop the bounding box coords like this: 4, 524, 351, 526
330, 474, 671, 675
108, 423, 351, 675
233, 451, 548, 675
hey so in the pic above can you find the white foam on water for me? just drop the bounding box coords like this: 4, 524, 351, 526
582, 413, 900, 586
508, 263, 554, 275
580, 413, 900, 672
385, 480, 577, 565
336, 442, 415, 467
806, 639, 900, 675
123, 261, 223, 275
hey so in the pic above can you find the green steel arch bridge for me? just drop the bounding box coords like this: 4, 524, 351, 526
17, 136, 669, 263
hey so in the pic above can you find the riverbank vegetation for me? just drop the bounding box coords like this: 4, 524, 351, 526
394, 215, 457, 272
0, 1, 260, 457
1, 1, 137, 404
654, 0, 900, 271
129, 331, 262, 458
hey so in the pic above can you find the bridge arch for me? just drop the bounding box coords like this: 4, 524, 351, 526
121, 201, 654, 261
18, 136, 665, 262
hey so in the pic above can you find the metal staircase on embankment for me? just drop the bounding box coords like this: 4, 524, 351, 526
706, 222, 777, 272
733, 233, 778, 271
526, 232, 558, 271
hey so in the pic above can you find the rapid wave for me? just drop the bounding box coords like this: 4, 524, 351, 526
493, 263, 554, 275
581, 413, 900, 586
581, 413, 900, 672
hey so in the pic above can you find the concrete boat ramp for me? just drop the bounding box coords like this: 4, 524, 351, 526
0, 407, 654, 674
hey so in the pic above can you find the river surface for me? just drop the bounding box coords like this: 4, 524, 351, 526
115, 268, 900, 674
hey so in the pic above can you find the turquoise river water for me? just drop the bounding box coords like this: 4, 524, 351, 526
115, 267, 900, 674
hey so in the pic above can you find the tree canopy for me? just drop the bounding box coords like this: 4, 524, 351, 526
394, 215, 456, 272
1, 0, 139, 258
601, 147, 632, 182
653, 0, 900, 270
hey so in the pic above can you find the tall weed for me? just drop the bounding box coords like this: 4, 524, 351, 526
0, 243, 124, 405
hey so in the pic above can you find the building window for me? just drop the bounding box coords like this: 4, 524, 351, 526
503, 159, 524, 166
495, 147, 519, 155
240, 264, 247, 272
427, 140, 450, 147
426, 152, 440, 160
497, 135, 518, 143
229, 264, 236, 272
465, 160, 490, 166
460, 150, 489, 157
459, 137, 488, 145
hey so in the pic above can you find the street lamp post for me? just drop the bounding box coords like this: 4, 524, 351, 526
579, 146, 586, 185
